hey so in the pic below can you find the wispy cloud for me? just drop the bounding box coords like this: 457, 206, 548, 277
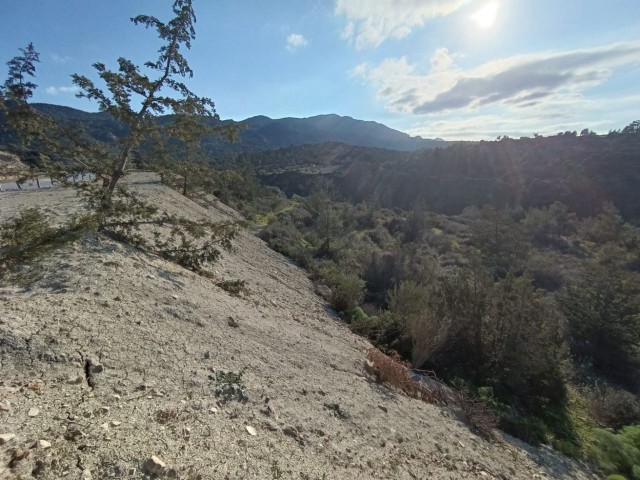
405, 94, 640, 140
45, 86, 80, 96
335, 0, 469, 49
286, 33, 309, 52
350, 41, 640, 115
51, 53, 73, 64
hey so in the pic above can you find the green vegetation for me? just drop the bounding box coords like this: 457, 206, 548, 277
0, 207, 97, 279
209, 368, 248, 404
254, 176, 640, 462
590, 426, 640, 479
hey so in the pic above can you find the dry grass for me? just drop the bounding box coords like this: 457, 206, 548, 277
365, 347, 497, 439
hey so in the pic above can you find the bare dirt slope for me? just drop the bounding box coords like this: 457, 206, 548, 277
0, 175, 597, 479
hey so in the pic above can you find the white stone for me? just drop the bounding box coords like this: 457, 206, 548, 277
38, 440, 52, 449
0, 433, 16, 445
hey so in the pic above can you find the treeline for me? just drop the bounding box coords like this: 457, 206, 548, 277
254, 127, 640, 222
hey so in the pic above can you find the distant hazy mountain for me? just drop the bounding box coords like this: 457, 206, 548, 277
21, 104, 446, 154
236, 113, 446, 152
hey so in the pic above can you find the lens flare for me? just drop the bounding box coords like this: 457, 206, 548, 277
471, 1, 499, 29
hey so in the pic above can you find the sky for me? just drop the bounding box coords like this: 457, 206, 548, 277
1, 0, 639, 140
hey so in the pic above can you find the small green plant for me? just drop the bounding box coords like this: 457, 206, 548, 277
209, 368, 248, 404
345, 306, 367, 323
216, 279, 249, 297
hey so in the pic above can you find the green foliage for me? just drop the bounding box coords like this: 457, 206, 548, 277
96, 188, 238, 275
522, 201, 576, 246
209, 368, 248, 404
216, 279, 249, 297
317, 265, 365, 311
590, 426, 640, 479
0, 208, 97, 276
345, 307, 367, 323
560, 261, 640, 390
470, 206, 528, 276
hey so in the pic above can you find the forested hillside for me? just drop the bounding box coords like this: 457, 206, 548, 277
252, 129, 640, 222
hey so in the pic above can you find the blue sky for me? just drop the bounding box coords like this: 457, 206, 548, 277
2, 0, 639, 140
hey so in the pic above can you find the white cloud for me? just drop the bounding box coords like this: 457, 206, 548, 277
350, 41, 640, 116
286, 33, 309, 52
405, 94, 640, 140
335, 0, 469, 49
51, 53, 73, 64
45, 86, 80, 96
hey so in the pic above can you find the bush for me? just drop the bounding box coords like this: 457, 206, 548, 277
0, 207, 96, 276
590, 386, 640, 431
316, 265, 365, 311
589, 426, 640, 479
216, 279, 249, 298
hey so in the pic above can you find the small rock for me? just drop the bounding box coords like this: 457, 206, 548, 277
227, 316, 239, 328
38, 439, 52, 449
67, 375, 84, 385
10, 448, 29, 467
0, 433, 16, 445
171, 295, 179, 300
99, 406, 110, 414
245, 426, 257, 436
378, 405, 388, 414
204, 351, 210, 359
28, 407, 40, 417
209, 407, 218, 414
80, 469, 93, 479
283, 426, 299, 438
315, 284, 332, 301
146, 274, 156, 280
0, 401, 10, 411
89, 360, 104, 375
110, 421, 121, 427
143, 456, 166, 475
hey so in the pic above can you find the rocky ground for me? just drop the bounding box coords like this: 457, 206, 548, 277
0, 174, 599, 479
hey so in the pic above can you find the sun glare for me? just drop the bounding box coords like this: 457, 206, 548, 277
471, 1, 499, 29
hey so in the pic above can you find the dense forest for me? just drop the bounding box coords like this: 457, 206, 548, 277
247, 129, 640, 222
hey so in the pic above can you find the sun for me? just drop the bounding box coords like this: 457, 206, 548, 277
471, 1, 499, 29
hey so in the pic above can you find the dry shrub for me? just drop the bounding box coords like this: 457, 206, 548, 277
589, 386, 640, 430
454, 393, 498, 440
365, 347, 497, 439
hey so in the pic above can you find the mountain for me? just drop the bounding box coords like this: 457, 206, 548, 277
0, 104, 446, 156
237, 113, 445, 152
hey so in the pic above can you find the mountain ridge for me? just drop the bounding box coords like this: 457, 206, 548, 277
24, 103, 447, 154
